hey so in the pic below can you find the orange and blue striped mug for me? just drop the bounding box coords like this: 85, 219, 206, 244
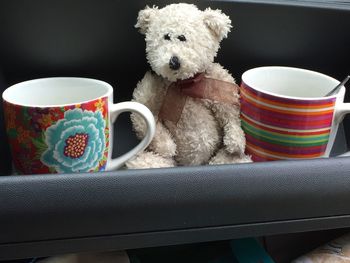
240, 66, 350, 162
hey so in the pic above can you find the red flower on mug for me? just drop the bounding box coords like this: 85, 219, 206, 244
17, 126, 31, 144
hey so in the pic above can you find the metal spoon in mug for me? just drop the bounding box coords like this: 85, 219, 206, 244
325, 75, 350, 96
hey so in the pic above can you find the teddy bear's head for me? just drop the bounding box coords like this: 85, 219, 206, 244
136, 3, 232, 82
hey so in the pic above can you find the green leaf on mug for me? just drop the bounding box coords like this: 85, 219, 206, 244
49, 166, 57, 173
20, 142, 31, 150
22, 108, 30, 124
105, 128, 110, 145
32, 134, 48, 160
7, 128, 17, 138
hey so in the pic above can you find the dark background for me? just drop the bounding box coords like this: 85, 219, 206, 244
1, 0, 349, 174
0, 1, 350, 261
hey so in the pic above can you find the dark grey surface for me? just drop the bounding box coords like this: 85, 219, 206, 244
2, 216, 350, 260
1, 0, 350, 260
2, 157, 350, 259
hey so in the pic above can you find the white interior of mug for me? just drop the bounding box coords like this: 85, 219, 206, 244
242, 66, 340, 99
2, 77, 113, 107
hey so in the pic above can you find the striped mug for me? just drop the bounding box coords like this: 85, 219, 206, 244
240, 66, 350, 162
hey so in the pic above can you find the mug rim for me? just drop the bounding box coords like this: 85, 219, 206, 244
2, 77, 113, 108
241, 66, 342, 101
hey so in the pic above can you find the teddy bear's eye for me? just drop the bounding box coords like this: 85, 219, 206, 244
177, 35, 186, 42
164, 33, 171, 40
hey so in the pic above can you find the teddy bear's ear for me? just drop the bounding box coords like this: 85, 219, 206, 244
203, 8, 232, 41
135, 5, 158, 34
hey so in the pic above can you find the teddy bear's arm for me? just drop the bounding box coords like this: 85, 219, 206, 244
205, 63, 246, 155
131, 71, 177, 158
211, 103, 246, 155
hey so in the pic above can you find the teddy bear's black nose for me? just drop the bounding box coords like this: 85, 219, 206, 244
169, 56, 180, 70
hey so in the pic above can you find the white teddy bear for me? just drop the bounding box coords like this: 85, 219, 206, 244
126, 3, 251, 169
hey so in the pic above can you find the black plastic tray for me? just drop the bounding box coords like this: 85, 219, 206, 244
1, 0, 350, 260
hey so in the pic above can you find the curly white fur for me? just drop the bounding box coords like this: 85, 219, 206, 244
127, 3, 251, 169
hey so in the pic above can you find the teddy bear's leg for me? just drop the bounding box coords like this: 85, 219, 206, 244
126, 151, 176, 169
209, 148, 252, 165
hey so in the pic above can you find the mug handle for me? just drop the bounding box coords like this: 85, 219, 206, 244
333, 102, 350, 157
335, 102, 350, 124
106, 101, 156, 170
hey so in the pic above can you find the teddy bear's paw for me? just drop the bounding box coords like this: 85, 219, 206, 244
223, 127, 246, 155
150, 139, 177, 158
125, 151, 176, 169
234, 154, 252, 164
150, 125, 177, 157
223, 136, 245, 155
209, 149, 252, 165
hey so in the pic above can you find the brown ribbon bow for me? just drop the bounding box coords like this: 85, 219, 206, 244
158, 73, 240, 124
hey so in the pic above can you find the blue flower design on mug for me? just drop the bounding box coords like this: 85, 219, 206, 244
41, 108, 106, 173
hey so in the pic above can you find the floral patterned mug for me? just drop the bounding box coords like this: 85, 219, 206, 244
2, 77, 156, 174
